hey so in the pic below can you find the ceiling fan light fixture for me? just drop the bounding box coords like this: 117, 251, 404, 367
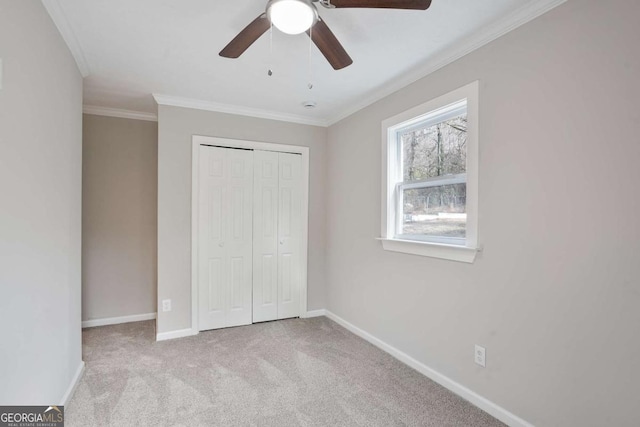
267, 0, 317, 35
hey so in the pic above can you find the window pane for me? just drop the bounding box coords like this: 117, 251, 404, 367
401, 183, 466, 239
401, 114, 467, 181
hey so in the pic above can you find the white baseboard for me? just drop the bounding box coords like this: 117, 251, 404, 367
82, 312, 156, 328
302, 309, 327, 318
324, 310, 533, 427
156, 328, 198, 342
156, 311, 328, 340
60, 361, 85, 406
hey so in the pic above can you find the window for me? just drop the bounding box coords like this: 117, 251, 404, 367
380, 82, 479, 262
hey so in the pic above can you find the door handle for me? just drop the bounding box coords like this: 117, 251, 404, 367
279, 239, 284, 245
219, 242, 225, 247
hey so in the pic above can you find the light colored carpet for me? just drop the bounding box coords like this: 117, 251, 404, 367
67, 317, 504, 426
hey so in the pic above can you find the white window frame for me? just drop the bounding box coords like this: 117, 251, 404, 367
380, 81, 479, 263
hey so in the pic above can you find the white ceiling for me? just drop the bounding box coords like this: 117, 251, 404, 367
45, 0, 564, 125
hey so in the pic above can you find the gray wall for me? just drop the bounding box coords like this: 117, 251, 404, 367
325, 1, 640, 426
0, 1, 83, 404
157, 105, 327, 333
82, 114, 158, 321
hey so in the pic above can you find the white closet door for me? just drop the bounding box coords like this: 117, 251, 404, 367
198, 146, 253, 331
277, 153, 302, 319
252, 150, 279, 322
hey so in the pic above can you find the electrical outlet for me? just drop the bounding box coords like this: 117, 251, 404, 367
162, 299, 172, 312
475, 345, 486, 367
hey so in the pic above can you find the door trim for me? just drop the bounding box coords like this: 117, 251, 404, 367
191, 135, 310, 333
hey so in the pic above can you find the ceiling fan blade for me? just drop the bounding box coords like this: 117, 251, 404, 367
219, 14, 270, 58
307, 19, 353, 70
323, 0, 432, 9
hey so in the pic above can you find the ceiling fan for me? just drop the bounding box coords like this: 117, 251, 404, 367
219, 0, 433, 70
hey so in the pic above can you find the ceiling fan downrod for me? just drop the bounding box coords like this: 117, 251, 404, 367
316, 0, 336, 8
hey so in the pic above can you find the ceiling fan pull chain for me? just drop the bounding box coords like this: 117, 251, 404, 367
307, 24, 313, 90
268, 21, 274, 76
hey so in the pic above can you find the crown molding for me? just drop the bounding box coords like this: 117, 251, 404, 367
153, 94, 329, 128
41, 0, 90, 77
46, 0, 566, 128
83, 105, 158, 122
325, 0, 568, 126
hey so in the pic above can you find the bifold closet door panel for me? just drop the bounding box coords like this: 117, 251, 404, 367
198, 146, 225, 330
277, 152, 302, 320
252, 150, 279, 323
198, 146, 253, 331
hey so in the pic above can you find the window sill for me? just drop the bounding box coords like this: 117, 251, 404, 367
377, 238, 478, 263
